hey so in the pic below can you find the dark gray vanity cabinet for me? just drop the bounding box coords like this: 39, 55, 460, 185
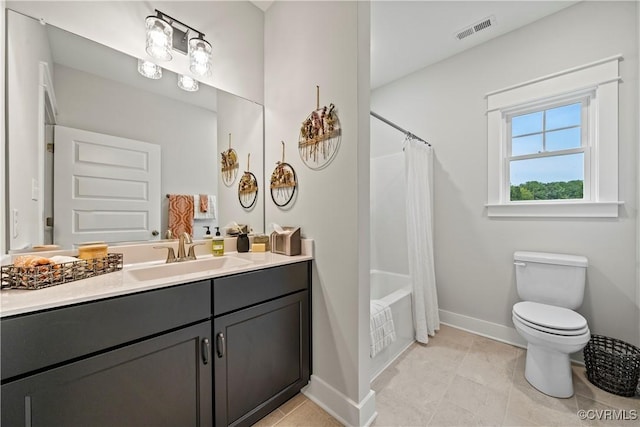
1, 281, 213, 427
213, 261, 311, 427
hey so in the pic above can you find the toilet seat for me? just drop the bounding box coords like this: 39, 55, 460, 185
513, 301, 588, 336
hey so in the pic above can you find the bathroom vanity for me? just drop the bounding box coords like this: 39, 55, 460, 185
1, 251, 312, 427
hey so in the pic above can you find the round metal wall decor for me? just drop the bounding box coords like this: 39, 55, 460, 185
238, 154, 258, 209
298, 87, 341, 170
221, 134, 239, 186
270, 142, 297, 207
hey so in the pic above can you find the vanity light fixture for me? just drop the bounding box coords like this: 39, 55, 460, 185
137, 59, 162, 79
178, 74, 199, 92
145, 12, 173, 61
143, 9, 213, 82
189, 36, 212, 77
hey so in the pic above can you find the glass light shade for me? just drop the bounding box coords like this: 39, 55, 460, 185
137, 59, 162, 79
178, 74, 199, 92
189, 38, 212, 76
145, 16, 173, 61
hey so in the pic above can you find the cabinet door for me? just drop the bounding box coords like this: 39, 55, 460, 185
214, 291, 310, 427
2, 321, 213, 427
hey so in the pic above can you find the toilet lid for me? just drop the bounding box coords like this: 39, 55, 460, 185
513, 301, 587, 331
513, 312, 589, 336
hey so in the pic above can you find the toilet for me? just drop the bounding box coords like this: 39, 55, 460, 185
512, 251, 590, 398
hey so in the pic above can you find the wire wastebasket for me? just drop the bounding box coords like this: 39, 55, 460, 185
584, 335, 640, 397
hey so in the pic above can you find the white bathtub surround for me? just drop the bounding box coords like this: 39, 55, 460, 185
405, 138, 439, 343
370, 299, 396, 357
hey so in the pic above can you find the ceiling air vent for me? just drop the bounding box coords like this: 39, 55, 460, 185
455, 15, 496, 41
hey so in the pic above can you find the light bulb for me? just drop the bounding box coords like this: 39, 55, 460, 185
189, 38, 212, 76
178, 74, 199, 92
145, 16, 173, 61
137, 59, 162, 79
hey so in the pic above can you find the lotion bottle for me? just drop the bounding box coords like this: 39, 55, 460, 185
212, 227, 224, 256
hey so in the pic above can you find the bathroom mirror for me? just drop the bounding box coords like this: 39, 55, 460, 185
4, 9, 265, 251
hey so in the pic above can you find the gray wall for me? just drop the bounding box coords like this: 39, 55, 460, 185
265, 1, 374, 424
216, 90, 264, 234
371, 1, 639, 345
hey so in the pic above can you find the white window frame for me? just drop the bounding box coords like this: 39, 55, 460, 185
486, 55, 623, 218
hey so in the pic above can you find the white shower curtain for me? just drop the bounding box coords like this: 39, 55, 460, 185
404, 137, 439, 343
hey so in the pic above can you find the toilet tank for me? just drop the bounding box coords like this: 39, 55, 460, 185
514, 251, 588, 310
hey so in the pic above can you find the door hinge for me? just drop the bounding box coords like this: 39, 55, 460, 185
46, 143, 54, 153
46, 217, 53, 227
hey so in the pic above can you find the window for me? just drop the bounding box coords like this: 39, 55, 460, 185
486, 55, 622, 217
508, 98, 588, 202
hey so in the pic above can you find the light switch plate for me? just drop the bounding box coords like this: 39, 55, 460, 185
12, 209, 19, 238
31, 178, 39, 201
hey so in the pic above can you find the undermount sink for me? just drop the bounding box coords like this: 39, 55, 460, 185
126, 256, 253, 281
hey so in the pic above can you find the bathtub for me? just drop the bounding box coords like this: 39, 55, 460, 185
370, 270, 414, 381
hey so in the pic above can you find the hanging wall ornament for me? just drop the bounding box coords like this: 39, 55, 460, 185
298, 86, 341, 170
221, 133, 239, 186
270, 141, 298, 207
238, 153, 258, 209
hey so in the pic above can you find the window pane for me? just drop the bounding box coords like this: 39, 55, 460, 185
546, 127, 581, 152
510, 153, 584, 200
512, 111, 543, 136
511, 134, 543, 156
545, 103, 581, 130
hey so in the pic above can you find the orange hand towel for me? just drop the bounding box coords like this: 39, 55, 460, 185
168, 195, 194, 237
199, 194, 209, 213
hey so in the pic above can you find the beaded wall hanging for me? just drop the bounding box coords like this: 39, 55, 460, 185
298, 86, 341, 170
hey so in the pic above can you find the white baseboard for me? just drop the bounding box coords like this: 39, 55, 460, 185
439, 309, 585, 364
438, 309, 527, 349
303, 375, 377, 427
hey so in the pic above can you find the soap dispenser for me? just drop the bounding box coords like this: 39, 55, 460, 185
203, 226, 212, 239
212, 227, 224, 256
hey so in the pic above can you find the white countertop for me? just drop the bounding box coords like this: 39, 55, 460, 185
1, 244, 313, 318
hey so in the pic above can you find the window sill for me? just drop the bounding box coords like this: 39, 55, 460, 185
486, 201, 624, 218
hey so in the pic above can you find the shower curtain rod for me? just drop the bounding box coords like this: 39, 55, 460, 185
370, 111, 431, 147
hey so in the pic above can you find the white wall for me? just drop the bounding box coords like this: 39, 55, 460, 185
54, 64, 218, 239
6, 10, 53, 250
216, 90, 264, 233
265, 1, 374, 425
371, 1, 639, 346
6, 1, 264, 103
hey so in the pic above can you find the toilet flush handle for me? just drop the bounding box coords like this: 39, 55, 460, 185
514, 262, 527, 267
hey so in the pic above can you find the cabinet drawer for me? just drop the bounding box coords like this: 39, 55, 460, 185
1, 280, 211, 381
213, 261, 309, 317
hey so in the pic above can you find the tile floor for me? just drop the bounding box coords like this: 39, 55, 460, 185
255, 325, 640, 426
